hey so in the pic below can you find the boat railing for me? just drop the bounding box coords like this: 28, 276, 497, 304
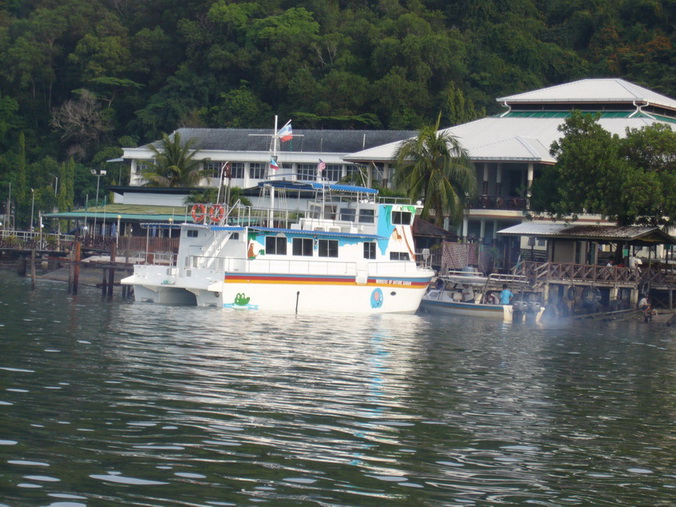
144, 252, 176, 266
180, 257, 427, 277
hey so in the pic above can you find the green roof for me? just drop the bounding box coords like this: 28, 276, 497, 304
500, 111, 651, 119
44, 203, 192, 222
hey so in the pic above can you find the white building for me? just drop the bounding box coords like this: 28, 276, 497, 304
118, 79, 676, 265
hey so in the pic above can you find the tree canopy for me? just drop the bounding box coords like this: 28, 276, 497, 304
394, 114, 476, 226
0, 0, 673, 225
142, 132, 206, 188
529, 112, 676, 227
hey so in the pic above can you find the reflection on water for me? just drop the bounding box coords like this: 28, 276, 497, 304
0, 276, 674, 505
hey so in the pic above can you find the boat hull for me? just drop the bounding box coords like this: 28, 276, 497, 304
201, 274, 432, 314
420, 289, 544, 323
131, 283, 197, 305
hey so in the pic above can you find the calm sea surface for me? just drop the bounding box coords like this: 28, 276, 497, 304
0, 275, 674, 506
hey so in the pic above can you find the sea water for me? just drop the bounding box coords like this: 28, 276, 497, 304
0, 275, 674, 505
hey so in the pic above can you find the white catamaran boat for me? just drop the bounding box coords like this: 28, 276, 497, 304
420, 269, 545, 323
121, 180, 435, 314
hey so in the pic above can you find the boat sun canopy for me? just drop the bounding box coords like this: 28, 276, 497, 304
257, 180, 378, 195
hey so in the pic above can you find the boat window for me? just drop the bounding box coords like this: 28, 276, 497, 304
323, 205, 337, 220
340, 208, 356, 222
231, 233, 239, 240
318, 239, 338, 258
364, 242, 376, 259
187, 230, 198, 238
308, 203, 321, 219
292, 238, 313, 256
392, 211, 412, 225
359, 209, 375, 224
390, 252, 410, 261
265, 236, 287, 255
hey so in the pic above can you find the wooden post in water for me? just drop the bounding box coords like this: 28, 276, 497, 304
72, 241, 81, 295
101, 265, 107, 295
108, 243, 116, 296
30, 248, 36, 290
17, 256, 26, 276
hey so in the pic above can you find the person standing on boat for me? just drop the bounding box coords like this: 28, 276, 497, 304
499, 284, 513, 305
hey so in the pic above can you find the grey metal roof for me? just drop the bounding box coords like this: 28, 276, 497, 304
148, 128, 418, 154
345, 115, 674, 164
498, 222, 676, 244
497, 78, 676, 110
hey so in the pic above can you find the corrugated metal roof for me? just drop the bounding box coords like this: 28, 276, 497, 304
497, 79, 676, 110
147, 128, 418, 154
345, 115, 675, 163
498, 222, 676, 244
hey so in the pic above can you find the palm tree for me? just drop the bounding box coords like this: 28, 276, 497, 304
395, 114, 476, 226
143, 132, 206, 187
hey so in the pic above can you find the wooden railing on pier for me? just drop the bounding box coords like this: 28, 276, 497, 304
516, 260, 676, 290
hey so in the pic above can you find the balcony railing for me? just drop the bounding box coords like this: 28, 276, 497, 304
475, 195, 527, 210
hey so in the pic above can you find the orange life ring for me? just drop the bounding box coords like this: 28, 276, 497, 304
191, 204, 206, 223
209, 204, 225, 224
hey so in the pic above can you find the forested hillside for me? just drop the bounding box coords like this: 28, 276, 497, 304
0, 0, 673, 220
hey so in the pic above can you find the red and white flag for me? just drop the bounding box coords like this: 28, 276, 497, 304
277, 122, 293, 142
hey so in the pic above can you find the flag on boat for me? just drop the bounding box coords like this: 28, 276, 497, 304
277, 122, 293, 142
270, 157, 279, 171
316, 159, 325, 173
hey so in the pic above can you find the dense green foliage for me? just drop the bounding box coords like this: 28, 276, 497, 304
395, 114, 476, 226
142, 132, 207, 187
0, 0, 673, 226
529, 112, 676, 226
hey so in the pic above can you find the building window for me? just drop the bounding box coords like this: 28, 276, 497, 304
345, 164, 362, 181
392, 211, 412, 225
293, 238, 314, 256
364, 242, 376, 259
249, 163, 265, 179
203, 161, 223, 178
187, 230, 198, 238
359, 209, 375, 223
265, 236, 287, 255
136, 161, 150, 174
325, 165, 342, 181
297, 164, 316, 180
230, 162, 245, 179
390, 252, 410, 261
318, 239, 338, 257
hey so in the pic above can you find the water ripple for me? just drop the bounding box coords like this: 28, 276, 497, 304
0, 278, 673, 505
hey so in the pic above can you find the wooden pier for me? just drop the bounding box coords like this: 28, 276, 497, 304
517, 260, 676, 310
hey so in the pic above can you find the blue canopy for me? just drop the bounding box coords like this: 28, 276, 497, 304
257, 180, 378, 194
